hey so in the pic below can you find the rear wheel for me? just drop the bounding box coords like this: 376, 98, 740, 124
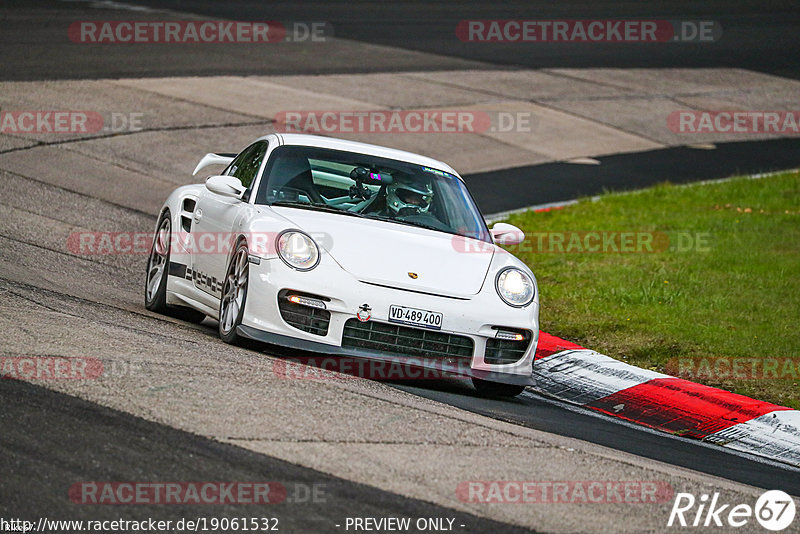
472, 377, 526, 398
144, 210, 206, 323
219, 241, 250, 344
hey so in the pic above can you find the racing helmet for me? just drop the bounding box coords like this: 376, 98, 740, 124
386, 175, 433, 215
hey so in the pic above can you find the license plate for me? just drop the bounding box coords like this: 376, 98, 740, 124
388, 305, 443, 330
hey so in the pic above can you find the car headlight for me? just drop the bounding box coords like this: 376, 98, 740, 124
276, 230, 320, 271
495, 267, 535, 307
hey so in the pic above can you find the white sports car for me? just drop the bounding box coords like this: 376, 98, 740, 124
145, 134, 538, 397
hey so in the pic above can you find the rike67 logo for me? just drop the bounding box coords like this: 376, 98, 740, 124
668, 490, 796, 531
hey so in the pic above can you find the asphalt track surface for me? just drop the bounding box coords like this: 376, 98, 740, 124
0, 378, 538, 533
4, 1, 799, 216
3, 0, 800, 531
467, 138, 800, 214
10, 0, 798, 79
391, 381, 800, 496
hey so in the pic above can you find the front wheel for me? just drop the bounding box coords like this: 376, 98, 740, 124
219, 241, 250, 344
144, 210, 206, 324
472, 377, 526, 398
144, 212, 171, 313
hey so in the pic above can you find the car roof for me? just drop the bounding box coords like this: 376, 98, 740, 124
265, 133, 462, 179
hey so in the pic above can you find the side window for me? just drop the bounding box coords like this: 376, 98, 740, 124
225, 141, 267, 189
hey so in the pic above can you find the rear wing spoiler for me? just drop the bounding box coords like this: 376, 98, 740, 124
192, 153, 237, 176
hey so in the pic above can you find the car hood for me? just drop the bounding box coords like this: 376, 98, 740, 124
271, 207, 494, 297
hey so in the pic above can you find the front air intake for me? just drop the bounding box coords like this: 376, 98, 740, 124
341, 319, 473, 362
277, 290, 331, 336
484, 328, 532, 365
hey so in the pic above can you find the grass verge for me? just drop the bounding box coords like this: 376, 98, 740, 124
500, 171, 800, 409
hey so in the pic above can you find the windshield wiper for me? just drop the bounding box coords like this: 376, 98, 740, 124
270, 201, 366, 218
366, 215, 451, 234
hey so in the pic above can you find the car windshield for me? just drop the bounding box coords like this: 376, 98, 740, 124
254, 145, 491, 242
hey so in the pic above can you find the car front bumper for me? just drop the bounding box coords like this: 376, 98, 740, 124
241, 255, 538, 386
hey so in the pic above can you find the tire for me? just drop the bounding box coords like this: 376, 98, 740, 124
145, 211, 172, 313
472, 377, 526, 398
145, 209, 206, 324
219, 240, 250, 344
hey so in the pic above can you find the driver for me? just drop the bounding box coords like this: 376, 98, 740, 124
385, 175, 434, 216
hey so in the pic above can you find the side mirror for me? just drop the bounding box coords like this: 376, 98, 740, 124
490, 223, 525, 245
205, 175, 245, 199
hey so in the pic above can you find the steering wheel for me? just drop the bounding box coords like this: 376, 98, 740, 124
271, 186, 326, 205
